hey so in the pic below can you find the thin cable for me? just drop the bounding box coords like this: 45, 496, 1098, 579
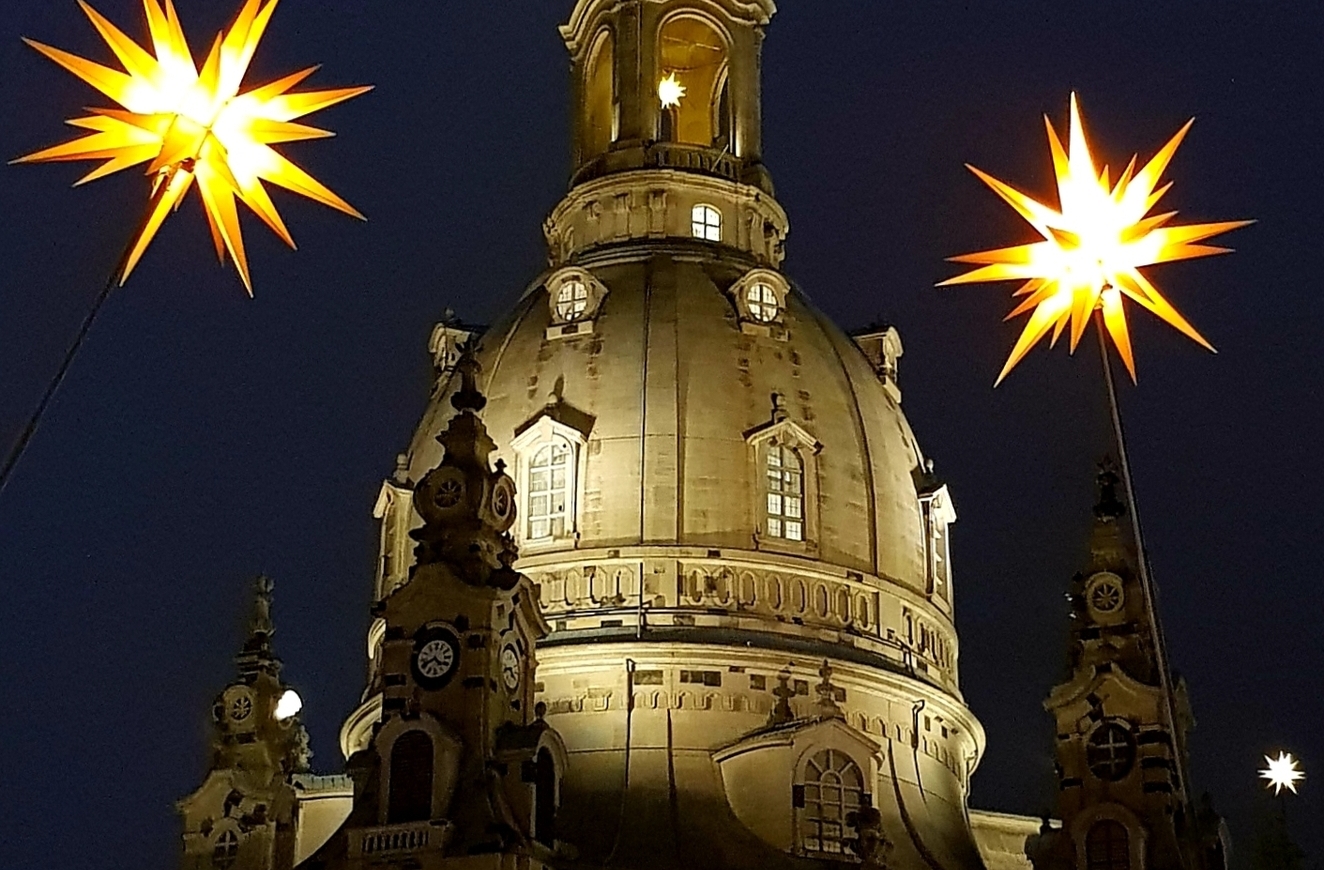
1094, 309, 1191, 805
0, 173, 180, 497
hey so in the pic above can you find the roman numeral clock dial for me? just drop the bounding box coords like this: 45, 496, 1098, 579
411, 629, 461, 689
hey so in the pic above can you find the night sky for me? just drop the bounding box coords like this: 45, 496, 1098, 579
0, 2, 1319, 868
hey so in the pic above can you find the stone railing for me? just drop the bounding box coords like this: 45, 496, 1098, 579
351, 820, 451, 858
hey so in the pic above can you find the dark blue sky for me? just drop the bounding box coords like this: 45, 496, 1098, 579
1, 2, 1319, 868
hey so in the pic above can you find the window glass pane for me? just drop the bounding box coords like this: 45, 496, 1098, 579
768, 494, 782, 514
768, 518, 782, 537
527, 437, 574, 540
766, 446, 806, 541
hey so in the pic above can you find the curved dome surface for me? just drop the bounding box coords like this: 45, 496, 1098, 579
408, 251, 933, 596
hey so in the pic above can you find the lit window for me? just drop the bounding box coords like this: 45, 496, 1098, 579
746, 283, 779, 322
528, 438, 572, 540
800, 749, 864, 854
555, 280, 590, 322
213, 831, 239, 870
1086, 820, 1130, 870
692, 205, 722, 241
767, 445, 804, 541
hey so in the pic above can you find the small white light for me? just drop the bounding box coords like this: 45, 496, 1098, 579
274, 689, 303, 721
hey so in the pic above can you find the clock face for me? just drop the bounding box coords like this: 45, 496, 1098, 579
1086, 572, 1126, 619
412, 629, 460, 688
500, 645, 521, 692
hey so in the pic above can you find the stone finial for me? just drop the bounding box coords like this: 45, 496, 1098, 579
846, 805, 894, 869
814, 659, 845, 720
450, 342, 488, 413
768, 668, 796, 725
1093, 460, 1127, 521
236, 575, 279, 679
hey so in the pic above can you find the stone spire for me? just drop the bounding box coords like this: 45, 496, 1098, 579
411, 344, 520, 589
177, 577, 311, 870
1033, 464, 1226, 870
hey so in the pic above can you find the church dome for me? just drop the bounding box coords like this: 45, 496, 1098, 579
408, 252, 935, 603
349, 2, 989, 869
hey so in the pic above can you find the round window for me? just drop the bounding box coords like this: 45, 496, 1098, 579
555, 280, 590, 321
1086, 721, 1136, 781
746, 283, 779, 322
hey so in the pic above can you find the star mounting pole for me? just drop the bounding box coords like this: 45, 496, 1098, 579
1, 0, 370, 497
942, 93, 1252, 808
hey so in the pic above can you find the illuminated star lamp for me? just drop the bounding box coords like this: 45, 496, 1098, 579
1261, 752, 1305, 796
16, 0, 372, 293
658, 72, 686, 109
941, 94, 1251, 810
939, 93, 1251, 385
0, 0, 369, 496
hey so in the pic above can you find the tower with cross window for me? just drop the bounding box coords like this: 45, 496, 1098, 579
1031, 468, 1229, 870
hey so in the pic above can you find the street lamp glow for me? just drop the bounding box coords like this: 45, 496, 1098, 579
1260, 751, 1304, 795
274, 688, 303, 721
658, 72, 686, 110
15, 0, 372, 293
940, 93, 1251, 385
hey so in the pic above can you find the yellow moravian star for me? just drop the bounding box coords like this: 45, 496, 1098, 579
15, 0, 372, 293
940, 94, 1251, 384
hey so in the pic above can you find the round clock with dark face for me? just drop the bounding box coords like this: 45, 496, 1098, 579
412, 628, 460, 689
500, 644, 521, 692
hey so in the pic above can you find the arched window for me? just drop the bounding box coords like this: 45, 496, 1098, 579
528, 438, 573, 541
657, 16, 728, 145
584, 30, 616, 157
691, 204, 722, 241
714, 71, 732, 148
534, 748, 557, 846
1086, 820, 1131, 870
799, 749, 864, 854
746, 282, 779, 322
555, 279, 590, 322
766, 445, 804, 541
388, 730, 434, 824
212, 831, 239, 869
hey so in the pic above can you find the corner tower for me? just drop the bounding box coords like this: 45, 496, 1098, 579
348, 3, 989, 869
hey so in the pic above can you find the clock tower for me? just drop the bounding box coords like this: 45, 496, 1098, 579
1031, 467, 1228, 870
303, 350, 567, 870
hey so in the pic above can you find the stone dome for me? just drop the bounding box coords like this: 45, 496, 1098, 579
408, 249, 936, 605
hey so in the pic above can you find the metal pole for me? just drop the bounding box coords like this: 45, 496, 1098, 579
1093, 308, 1191, 806
0, 170, 182, 497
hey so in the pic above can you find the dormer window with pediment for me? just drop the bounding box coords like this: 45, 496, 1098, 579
730, 268, 790, 338
546, 268, 609, 340
746, 402, 821, 554
511, 414, 591, 549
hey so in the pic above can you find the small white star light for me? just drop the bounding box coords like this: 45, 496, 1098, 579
1260, 751, 1305, 795
658, 72, 686, 109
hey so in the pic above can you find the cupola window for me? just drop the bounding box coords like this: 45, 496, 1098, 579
545, 268, 610, 338
528, 437, 573, 541
692, 204, 722, 241
657, 16, 728, 146
766, 445, 804, 542
746, 283, 779, 322
555, 279, 590, 322
797, 749, 864, 855
1085, 820, 1131, 870
212, 831, 239, 869
584, 30, 616, 157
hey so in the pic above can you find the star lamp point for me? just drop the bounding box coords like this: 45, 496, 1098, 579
658, 72, 686, 110
1260, 751, 1304, 796
940, 93, 1251, 385
16, 0, 372, 293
